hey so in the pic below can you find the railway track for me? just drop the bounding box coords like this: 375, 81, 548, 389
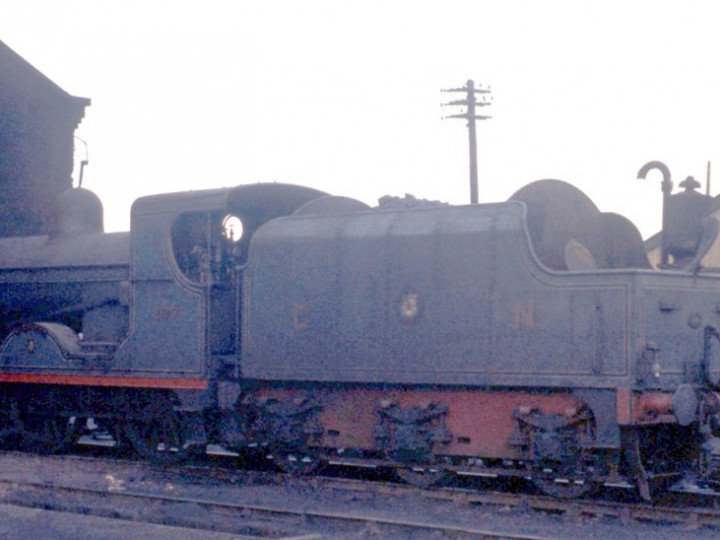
0, 451, 547, 538
1, 450, 720, 538
0, 477, 549, 539
0, 479, 552, 538
185, 454, 720, 531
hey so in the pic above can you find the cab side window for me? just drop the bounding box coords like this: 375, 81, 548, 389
171, 211, 245, 284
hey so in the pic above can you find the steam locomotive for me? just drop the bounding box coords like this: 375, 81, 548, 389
1, 161, 720, 500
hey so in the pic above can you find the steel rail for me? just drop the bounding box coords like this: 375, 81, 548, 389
3, 451, 720, 535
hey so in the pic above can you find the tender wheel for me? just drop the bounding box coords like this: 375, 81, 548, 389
395, 465, 449, 488
125, 394, 189, 465
525, 406, 599, 499
532, 471, 597, 499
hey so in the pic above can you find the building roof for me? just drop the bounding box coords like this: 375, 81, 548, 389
0, 39, 90, 126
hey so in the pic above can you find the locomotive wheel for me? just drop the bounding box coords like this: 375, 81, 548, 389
395, 465, 449, 488
125, 395, 189, 465
22, 414, 78, 454
271, 448, 324, 476
528, 407, 598, 498
530, 443, 599, 499
532, 472, 597, 499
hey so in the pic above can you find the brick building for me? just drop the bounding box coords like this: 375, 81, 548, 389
0, 39, 90, 237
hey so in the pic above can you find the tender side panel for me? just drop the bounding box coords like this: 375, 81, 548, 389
243, 203, 630, 387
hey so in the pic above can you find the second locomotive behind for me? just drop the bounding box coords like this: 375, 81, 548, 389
1, 167, 720, 500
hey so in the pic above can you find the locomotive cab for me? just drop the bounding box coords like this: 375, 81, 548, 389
112, 182, 329, 383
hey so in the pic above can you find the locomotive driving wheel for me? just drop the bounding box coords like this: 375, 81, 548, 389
9, 389, 78, 454
21, 414, 78, 454
125, 393, 189, 465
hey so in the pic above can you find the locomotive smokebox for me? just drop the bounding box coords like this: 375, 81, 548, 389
50, 187, 104, 239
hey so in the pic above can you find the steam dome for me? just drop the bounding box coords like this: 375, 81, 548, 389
50, 187, 104, 238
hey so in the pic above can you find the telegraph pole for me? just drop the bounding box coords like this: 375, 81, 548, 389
442, 80, 492, 204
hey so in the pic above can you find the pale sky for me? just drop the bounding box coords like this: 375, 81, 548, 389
3, 1, 720, 237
